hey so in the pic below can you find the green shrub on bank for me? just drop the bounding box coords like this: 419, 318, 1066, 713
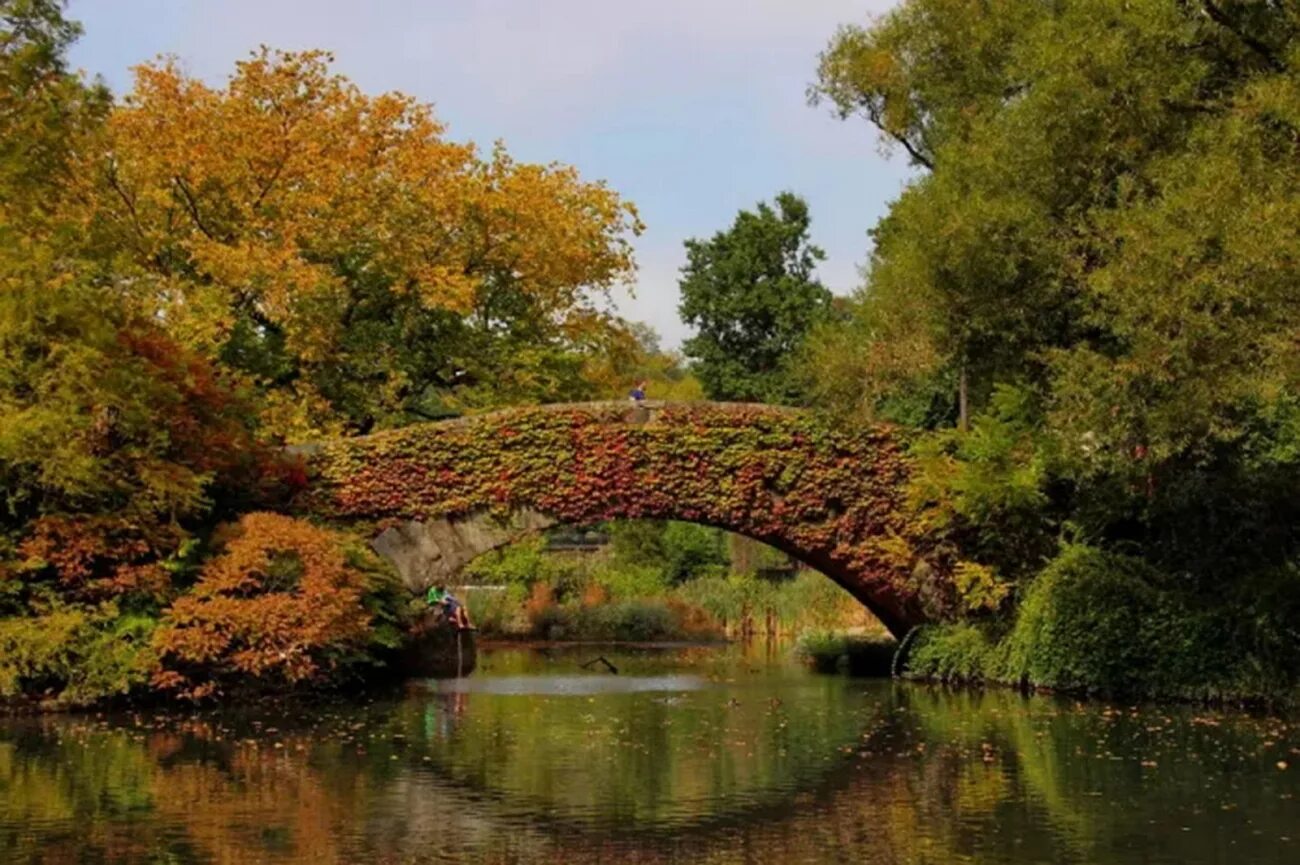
529, 599, 707, 642
0, 604, 158, 707
592, 563, 671, 600
674, 571, 871, 635
795, 630, 897, 676
467, 584, 529, 635
462, 537, 571, 588
904, 544, 1298, 702
906, 622, 1001, 684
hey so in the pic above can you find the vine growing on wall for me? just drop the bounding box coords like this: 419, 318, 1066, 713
300, 403, 937, 634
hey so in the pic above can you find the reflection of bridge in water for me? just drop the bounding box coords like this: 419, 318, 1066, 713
358, 685, 914, 852
297, 401, 929, 637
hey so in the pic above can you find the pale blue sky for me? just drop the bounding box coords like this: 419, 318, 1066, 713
66, 0, 911, 347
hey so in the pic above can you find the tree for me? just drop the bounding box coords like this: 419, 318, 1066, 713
60, 49, 642, 436
0, 242, 285, 602
677, 192, 831, 404
580, 320, 704, 402
805, 0, 1300, 652
0, 0, 109, 230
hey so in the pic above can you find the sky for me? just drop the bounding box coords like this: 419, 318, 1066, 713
66, 0, 912, 348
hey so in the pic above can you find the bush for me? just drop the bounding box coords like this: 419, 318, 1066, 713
1001, 544, 1163, 693
462, 537, 566, 587
1002, 544, 1258, 699
526, 597, 717, 642
0, 604, 158, 707
902, 544, 1296, 701
467, 584, 528, 636
591, 562, 669, 599
796, 630, 897, 676
672, 571, 873, 635
905, 622, 1000, 683
153, 514, 405, 699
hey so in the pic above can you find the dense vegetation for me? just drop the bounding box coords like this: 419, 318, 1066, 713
0, 1, 676, 707
804, 0, 1300, 700
462, 521, 877, 641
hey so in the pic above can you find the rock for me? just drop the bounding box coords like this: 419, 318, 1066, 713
400, 610, 477, 678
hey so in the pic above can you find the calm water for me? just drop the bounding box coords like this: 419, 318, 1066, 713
1, 643, 1297, 865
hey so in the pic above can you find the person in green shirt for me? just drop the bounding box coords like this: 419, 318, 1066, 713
426, 584, 474, 630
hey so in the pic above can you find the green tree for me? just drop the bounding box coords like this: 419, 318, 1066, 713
678, 192, 831, 403
805, 0, 1300, 689
0, 0, 108, 232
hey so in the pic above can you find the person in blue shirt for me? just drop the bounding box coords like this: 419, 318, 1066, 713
629, 380, 648, 402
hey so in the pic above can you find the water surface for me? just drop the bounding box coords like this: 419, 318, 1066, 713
1, 643, 1296, 864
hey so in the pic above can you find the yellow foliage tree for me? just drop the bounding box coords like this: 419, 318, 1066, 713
68, 49, 642, 436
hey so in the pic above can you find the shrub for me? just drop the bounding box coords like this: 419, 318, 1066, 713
1002, 544, 1250, 698
591, 562, 669, 600
467, 584, 527, 636
905, 622, 1001, 683
0, 604, 158, 707
462, 537, 563, 587
901, 544, 1292, 701
1000, 544, 1161, 692
796, 630, 897, 676
594, 600, 681, 642
524, 596, 717, 642
153, 513, 402, 699
16, 516, 178, 604
672, 571, 872, 636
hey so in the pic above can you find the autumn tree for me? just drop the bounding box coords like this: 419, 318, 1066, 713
580, 321, 704, 402
67, 49, 642, 436
153, 513, 404, 699
678, 192, 831, 404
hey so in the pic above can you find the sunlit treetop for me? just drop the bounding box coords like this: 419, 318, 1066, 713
64, 48, 643, 434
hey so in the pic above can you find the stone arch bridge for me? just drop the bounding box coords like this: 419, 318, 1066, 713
295, 401, 929, 637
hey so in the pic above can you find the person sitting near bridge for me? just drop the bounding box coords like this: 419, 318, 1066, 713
629, 380, 648, 402
426, 585, 475, 631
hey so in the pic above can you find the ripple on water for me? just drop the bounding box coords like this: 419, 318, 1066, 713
426, 674, 710, 696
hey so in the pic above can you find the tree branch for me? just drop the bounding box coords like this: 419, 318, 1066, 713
891, 131, 935, 170
171, 175, 221, 242
1202, 1, 1286, 72
104, 159, 146, 243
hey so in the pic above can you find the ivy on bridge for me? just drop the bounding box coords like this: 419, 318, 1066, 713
296, 402, 929, 637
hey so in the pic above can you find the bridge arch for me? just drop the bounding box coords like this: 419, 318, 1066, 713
295, 402, 927, 637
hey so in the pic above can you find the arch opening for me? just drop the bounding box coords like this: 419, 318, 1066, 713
383, 515, 885, 640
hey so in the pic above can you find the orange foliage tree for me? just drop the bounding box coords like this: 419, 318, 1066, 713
153, 513, 390, 699
68, 49, 643, 436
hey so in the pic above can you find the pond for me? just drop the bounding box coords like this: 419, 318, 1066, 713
1, 643, 1296, 864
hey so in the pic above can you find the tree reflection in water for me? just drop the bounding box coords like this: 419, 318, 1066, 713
0, 644, 1296, 865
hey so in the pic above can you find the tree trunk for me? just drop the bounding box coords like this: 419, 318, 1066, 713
958, 361, 969, 432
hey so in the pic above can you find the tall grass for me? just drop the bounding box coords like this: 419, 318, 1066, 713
458, 533, 879, 642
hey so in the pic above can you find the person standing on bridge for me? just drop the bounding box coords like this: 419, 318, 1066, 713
629, 380, 648, 402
